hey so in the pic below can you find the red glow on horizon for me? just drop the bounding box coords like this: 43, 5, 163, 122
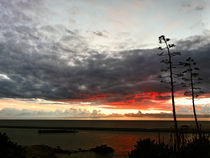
59, 91, 176, 111
58, 91, 210, 113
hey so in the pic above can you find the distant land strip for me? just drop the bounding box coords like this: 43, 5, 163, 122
0, 125, 210, 133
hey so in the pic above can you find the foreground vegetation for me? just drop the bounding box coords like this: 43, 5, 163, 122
129, 133, 210, 158
0, 132, 26, 158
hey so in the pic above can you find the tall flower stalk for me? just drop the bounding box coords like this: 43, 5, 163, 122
179, 57, 204, 136
158, 35, 180, 146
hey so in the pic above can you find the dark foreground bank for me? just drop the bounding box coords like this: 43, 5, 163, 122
0, 132, 114, 158
1, 131, 210, 158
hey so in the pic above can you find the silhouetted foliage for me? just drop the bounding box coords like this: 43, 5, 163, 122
180, 135, 210, 158
0, 132, 26, 158
129, 134, 210, 158
129, 138, 173, 158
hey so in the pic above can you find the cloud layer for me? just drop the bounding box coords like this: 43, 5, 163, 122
0, 0, 209, 115
0, 108, 209, 119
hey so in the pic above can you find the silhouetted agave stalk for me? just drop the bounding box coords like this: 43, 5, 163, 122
179, 57, 204, 136
158, 35, 181, 146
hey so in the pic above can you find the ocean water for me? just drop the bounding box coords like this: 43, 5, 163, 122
1, 120, 210, 129
0, 120, 209, 158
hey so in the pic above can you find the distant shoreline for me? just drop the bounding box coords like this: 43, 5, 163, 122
0, 125, 210, 133
1, 120, 209, 133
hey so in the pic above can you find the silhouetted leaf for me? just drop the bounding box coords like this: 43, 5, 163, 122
184, 63, 190, 66
186, 57, 192, 61
169, 44, 175, 48
159, 35, 165, 43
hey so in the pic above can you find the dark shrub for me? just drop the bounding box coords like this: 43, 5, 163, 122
129, 138, 174, 158
178, 135, 210, 158
129, 135, 210, 158
0, 132, 26, 158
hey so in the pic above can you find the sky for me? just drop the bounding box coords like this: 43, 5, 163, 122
0, 0, 209, 120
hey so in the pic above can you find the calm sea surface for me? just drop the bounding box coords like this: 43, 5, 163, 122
0, 120, 209, 158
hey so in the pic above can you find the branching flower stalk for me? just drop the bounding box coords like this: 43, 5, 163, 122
158, 35, 180, 146
179, 57, 204, 136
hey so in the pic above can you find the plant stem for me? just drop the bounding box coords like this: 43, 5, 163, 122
164, 39, 179, 146
189, 63, 200, 135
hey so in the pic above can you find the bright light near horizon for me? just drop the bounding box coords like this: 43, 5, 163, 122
174, 97, 210, 106
98, 106, 171, 115
0, 97, 209, 119
141, 109, 171, 114
99, 108, 138, 115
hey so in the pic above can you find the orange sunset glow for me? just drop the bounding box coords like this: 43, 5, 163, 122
0, 91, 209, 120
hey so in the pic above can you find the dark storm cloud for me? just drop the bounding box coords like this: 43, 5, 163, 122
0, 34, 161, 100
0, 0, 210, 103
175, 35, 210, 92
1, 33, 210, 101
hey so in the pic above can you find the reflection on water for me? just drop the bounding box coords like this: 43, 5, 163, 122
1, 120, 209, 129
